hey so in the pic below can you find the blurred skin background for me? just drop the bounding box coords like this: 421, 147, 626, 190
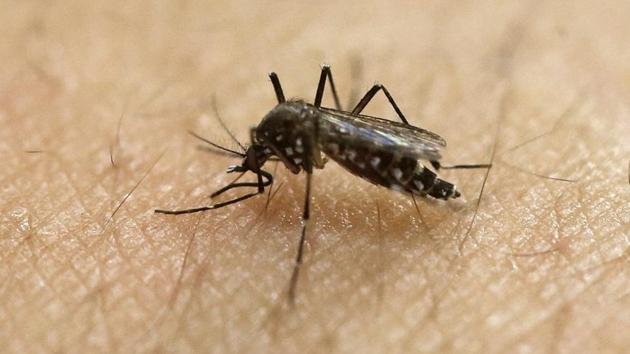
1, 0, 628, 353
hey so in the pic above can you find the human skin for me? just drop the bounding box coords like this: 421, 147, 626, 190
1, 0, 628, 353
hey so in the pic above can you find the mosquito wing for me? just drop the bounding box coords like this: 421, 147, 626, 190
317, 107, 446, 161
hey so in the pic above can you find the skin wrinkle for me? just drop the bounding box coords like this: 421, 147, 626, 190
2, 0, 629, 353
507, 189, 567, 257
20, 157, 108, 293
0, 158, 49, 226
527, 252, 629, 353
488, 278, 547, 352
59, 145, 166, 351
399, 271, 443, 351
247, 181, 285, 236
13, 13, 146, 352
12, 220, 84, 349
181, 210, 243, 318
497, 300, 566, 353
573, 188, 607, 271
132, 214, 204, 350
514, 182, 565, 255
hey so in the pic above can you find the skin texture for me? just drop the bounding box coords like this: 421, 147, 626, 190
1, 0, 629, 353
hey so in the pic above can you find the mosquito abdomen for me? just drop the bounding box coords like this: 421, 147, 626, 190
410, 165, 460, 200
321, 141, 460, 200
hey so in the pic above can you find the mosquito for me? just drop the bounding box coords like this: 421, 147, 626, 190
155, 65, 490, 302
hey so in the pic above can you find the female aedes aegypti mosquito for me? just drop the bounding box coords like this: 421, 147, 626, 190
155, 65, 490, 301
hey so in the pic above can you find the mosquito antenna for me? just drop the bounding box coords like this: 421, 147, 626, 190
211, 95, 247, 152
196, 146, 244, 158
188, 130, 245, 157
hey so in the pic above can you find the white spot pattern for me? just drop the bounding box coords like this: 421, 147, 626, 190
391, 185, 404, 193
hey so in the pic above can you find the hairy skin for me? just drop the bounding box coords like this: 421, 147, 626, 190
1, 1, 628, 353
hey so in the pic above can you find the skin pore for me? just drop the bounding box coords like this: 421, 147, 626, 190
1, 1, 628, 353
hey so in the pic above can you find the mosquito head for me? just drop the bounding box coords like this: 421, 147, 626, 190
227, 143, 270, 174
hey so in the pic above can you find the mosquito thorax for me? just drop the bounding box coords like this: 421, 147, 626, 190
254, 101, 321, 174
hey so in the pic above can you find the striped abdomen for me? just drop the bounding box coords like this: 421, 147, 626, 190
320, 141, 460, 200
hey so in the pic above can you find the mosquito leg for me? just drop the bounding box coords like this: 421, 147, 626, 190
210, 181, 264, 198
353, 82, 419, 217
269, 72, 286, 104
431, 160, 492, 170
314, 64, 342, 110
352, 84, 409, 125
155, 190, 263, 215
157, 169, 273, 214
440, 164, 493, 170
288, 171, 312, 304
209, 171, 247, 197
